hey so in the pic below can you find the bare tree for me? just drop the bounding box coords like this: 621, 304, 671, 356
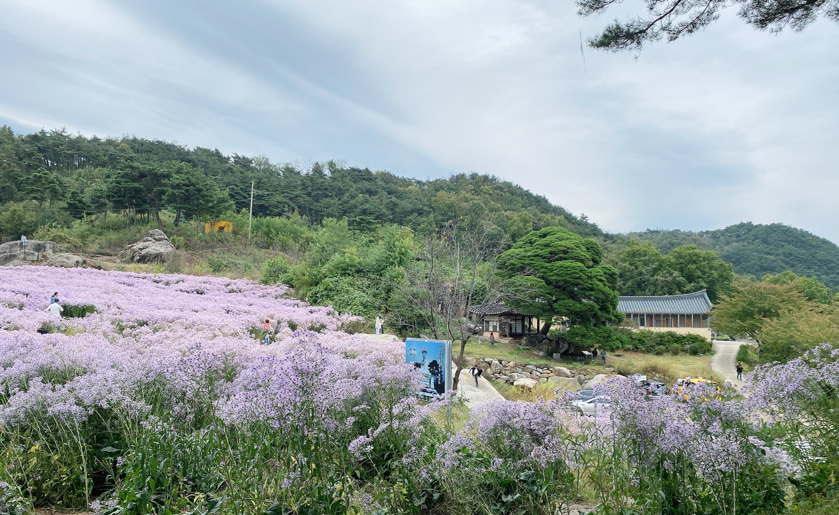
391, 220, 529, 390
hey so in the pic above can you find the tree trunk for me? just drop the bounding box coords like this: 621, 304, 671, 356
174, 209, 181, 226
125, 210, 130, 229
452, 336, 469, 391
155, 207, 162, 228
540, 321, 552, 335
132, 201, 136, 226
196, 212, 201, 233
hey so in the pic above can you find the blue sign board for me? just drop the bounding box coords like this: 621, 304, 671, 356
405, 337, 452, 398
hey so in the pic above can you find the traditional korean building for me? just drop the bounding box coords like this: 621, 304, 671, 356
617, 290, 713, 341
468, 302, 540, 341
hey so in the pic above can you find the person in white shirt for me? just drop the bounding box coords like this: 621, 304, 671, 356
46, 300, 63, 318
375, 315, 383, 335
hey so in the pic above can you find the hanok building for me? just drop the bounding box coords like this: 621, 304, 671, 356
468, 302, 540, 342
617, 290, 713, 341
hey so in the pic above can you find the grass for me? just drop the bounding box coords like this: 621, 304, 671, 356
607, 351, 721, 385
461, 337, 599, 369
492, 380, 568, 402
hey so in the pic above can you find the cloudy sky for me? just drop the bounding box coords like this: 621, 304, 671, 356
1, 0, 837, 241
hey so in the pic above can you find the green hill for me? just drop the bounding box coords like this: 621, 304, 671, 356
0, 127, 602, 239
628, 223, 839, 290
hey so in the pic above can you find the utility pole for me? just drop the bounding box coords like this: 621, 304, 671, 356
248, 181, 254, 240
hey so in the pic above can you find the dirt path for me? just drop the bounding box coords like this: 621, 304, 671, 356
711, 340, 744, 388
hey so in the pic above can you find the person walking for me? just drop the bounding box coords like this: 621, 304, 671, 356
469, 365, 481, 386
50, 292, 59, 304
489, 333, 495, 348
46, 299, 63, 317
736, 362, 743, 381
375, 315, 383, 335
600, 348, 606, 365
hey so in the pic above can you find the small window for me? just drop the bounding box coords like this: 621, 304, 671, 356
639, 314, 646, 327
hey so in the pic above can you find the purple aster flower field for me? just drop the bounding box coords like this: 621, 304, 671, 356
0, 266, 836, 514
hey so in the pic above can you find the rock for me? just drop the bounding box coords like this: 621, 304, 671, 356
508, 373, 521, 383
525, 364, 537, 370
530, 373, 541, 380
491, 361, 503, 373
576, 374, 586, 384
552, 353, 563, 359
615, 374, 626, 379
548, 376, 582, 390
513, 377, 538, 390
46, 253, 85, 268
119, 230, 175, 263
552, 366, 572, 378
539, 377, 547, 383
583, 374, 609, 389
0, 240, 58, 265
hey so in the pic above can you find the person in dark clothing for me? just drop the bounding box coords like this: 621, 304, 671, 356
489, 333, 495, 348
470, 365, 482, 386
736, 362, 743, 380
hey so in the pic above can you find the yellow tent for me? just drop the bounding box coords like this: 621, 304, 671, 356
204, 221, 233, 233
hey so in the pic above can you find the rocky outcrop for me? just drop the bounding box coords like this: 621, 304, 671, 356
119, 230, 175, 263
0, 240, 58, 265
46, 253, 86, 268
583, 374, 609, 389
513, 377, 538, 390
548, 376, 582, 390
552, 366, 572, 378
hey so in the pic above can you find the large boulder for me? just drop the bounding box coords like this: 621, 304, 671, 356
583, 374, 609, 389
0, 240, 58, 265
47, 253, 85, 268
513, 377, 539, 391
491, 360, 503, 374
552, 366, 573, 378
119, 230, 175, 263
548, 376, 582, 390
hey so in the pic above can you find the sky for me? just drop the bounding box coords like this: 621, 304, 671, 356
1, 0, 837, 241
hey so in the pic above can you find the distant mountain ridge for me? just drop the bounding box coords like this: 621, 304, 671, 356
627, 223, 839, 290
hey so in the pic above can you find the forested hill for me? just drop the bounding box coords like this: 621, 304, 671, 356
0, 127, 601, 238
628, 223, 839, 290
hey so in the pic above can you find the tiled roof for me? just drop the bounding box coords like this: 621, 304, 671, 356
468, 302, 532, 317
617, 290, 713, 315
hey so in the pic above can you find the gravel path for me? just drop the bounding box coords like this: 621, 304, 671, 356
711, 340, 744, 388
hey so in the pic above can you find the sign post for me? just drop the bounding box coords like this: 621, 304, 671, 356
405, 338, 452, 412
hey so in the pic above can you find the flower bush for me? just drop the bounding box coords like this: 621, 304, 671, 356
0, 266, 835, 514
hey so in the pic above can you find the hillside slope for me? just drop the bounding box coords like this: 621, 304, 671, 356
0, 127, 602, 238
629, 223, 839, 290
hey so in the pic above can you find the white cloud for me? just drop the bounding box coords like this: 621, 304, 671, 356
1, 0, 837, 241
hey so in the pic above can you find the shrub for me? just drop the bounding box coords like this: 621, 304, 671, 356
736, 344, 759, 366
206, 254, 253, 274
260, 256, 290, 285
61, 304, 96, 318
611, 329, 712, 355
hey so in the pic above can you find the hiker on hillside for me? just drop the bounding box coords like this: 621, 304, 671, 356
375, 315, 383, 335
50, 292, 59, 304
489, 333, 495, 348
736, 362, 744, 380
21, 235, 27, 248
600, 349, 607, 365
